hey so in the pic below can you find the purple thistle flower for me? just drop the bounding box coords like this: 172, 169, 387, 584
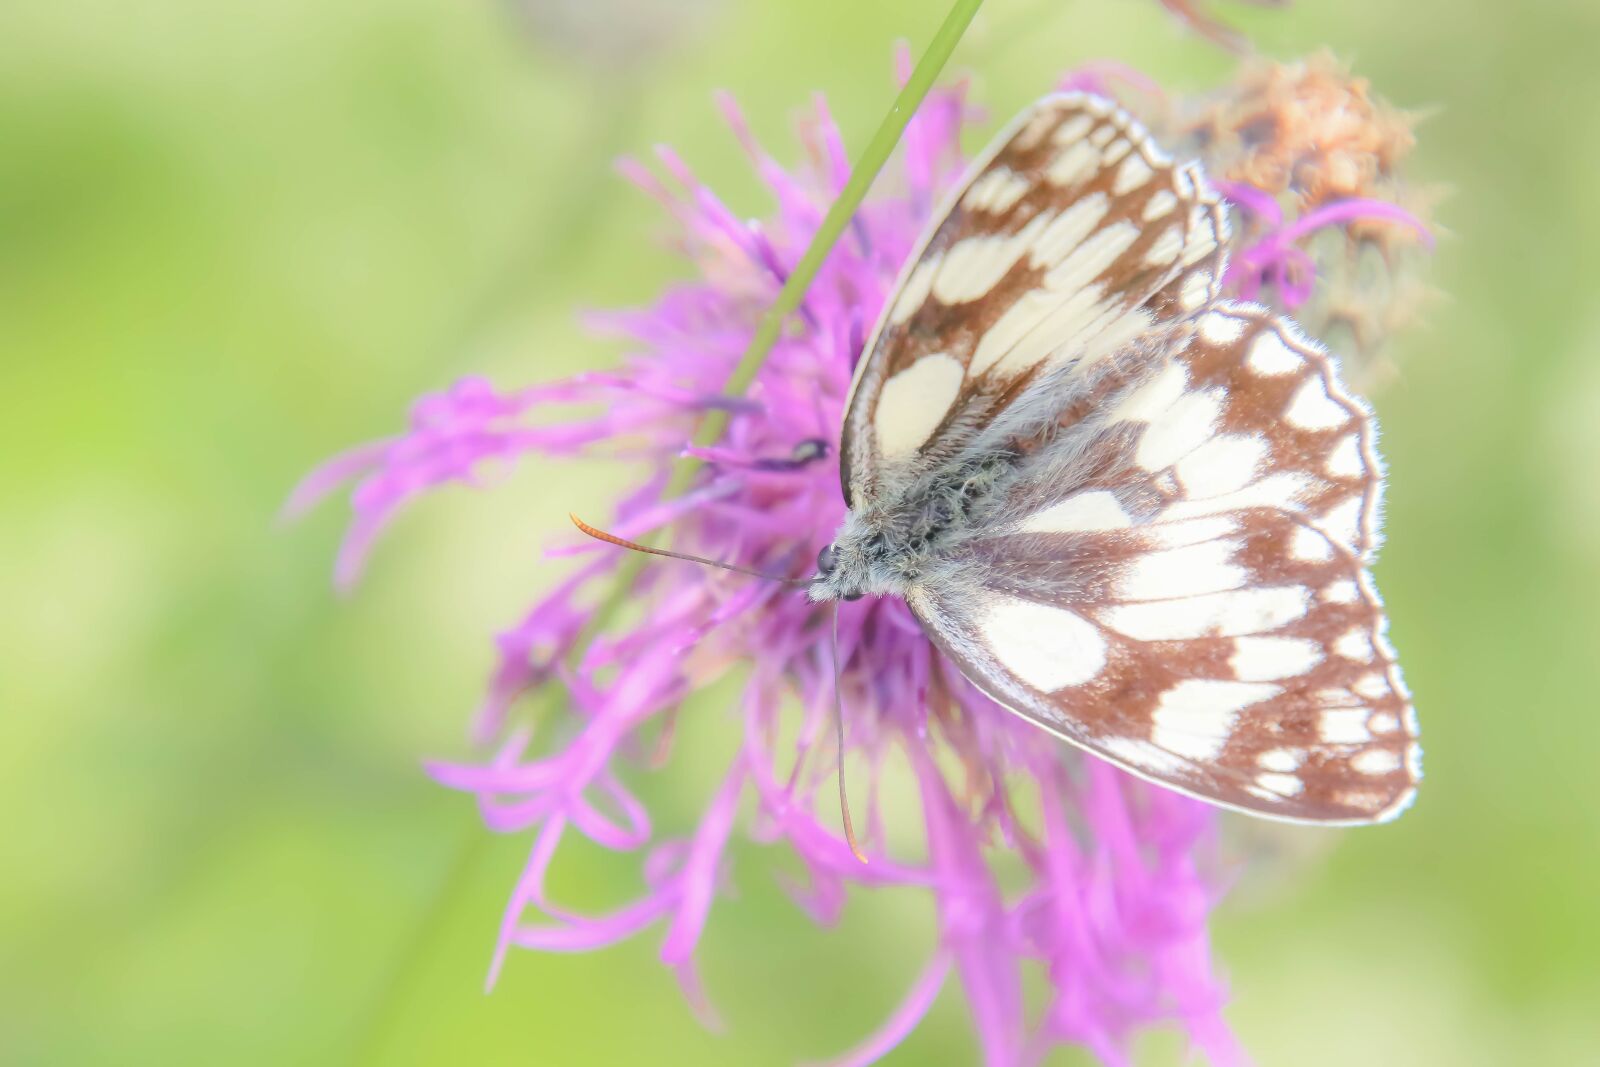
297, 57, 1429, 1066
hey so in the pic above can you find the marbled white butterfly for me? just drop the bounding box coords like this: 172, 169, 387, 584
807, 93, 1421, 824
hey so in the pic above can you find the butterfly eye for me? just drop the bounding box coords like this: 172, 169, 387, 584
817, 545, 838, 576
842, 591, 864, 602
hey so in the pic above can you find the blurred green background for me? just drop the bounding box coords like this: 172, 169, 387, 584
3, 0, 1598, 1063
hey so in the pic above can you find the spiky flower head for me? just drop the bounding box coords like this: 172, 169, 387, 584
295, 55, 1431, 1067
1140, 52, 1438, 382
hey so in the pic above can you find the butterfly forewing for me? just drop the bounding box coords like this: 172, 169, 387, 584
842, 92, 1227, 505
912, 309, 1419, 823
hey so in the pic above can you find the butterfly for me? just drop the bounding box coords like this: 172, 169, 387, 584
806, 92, 1422, 824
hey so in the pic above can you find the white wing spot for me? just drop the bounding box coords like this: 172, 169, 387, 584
1258, 747, 1305, 772
1152, 679, 1280, 761
1042, 220, 1140, 296
1101, 138, 1132, 166
1087, 123, 1116, 148
1111, 361, 1188, 424
1148, 516, 1237, 549
1077, 305, 1157, 372
1369, 711, 1401, 735
1144, 223, 1184, 267
1333, 627, 1373, 661
1353, 672, 1390, 699
1179, 270, 1212, 310
1047, 141, 1101, 187
1285, 375, 1351, 430
1143, 188, 1178, 221
1290, 525, 1335, 562
1351, 748, 1401, 776
1020, 490, 1131, 533
1113, 152, 1155, 195
1052, 113, 1095, 145
1255, 772, 1304, 797
1162, 472, 1311, 522
987, 288, 1108, 380
1175, 434, 1265, 498
873, 353, 965, 458
1320, 496, 1364, 552
963, 167, 1032, 214
1321, 579, 1359, 604
1030, 193, 1110, 266
1246, 330, 1303, 376
1338, 789, 1389, 812
935, 210, 1059, 306
1319, 708, 1372, 744
1118, 539, 1247, 601
1327, 433, 1363, 478
1136, 388, 1224, 471
970, 288, 1080, 378
1010, 299, 1146, 381
889, 254, 942, 326
1013, 109, 1057, 149
1198, 310, 1247, 345
1181, 207, 1219, 266
1101, 585, 1310, 640
981, 597, 1107, 692
1174, 166, 1197, 197
1231, 636, 1322, 681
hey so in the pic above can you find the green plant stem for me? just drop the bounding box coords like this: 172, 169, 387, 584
692, 0, 987, 451
575, 0, 988, 654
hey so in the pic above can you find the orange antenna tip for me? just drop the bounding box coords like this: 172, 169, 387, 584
567, 513, 807, 587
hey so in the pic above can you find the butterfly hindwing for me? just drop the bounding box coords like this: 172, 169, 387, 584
990, 302, 1387, 560
841, 92, 1228, 506
908, 309, 1419, 823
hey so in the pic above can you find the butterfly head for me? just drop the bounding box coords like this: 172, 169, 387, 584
808, 511, 912, 604
809, 543, 862, 603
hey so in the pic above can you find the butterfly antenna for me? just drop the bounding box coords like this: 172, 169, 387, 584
569, 514, 808, 587
833, 605, 868, 864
